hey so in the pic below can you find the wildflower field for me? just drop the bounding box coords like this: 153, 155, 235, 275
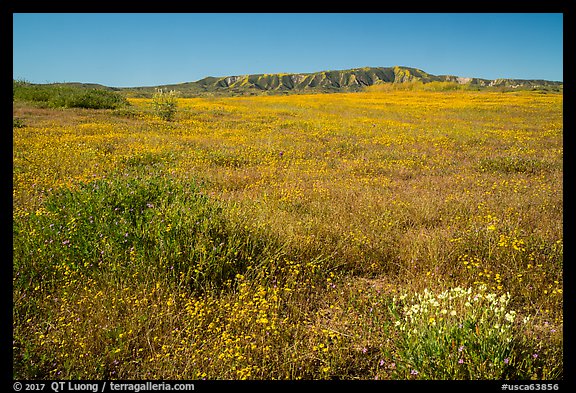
13, 88, 563, 379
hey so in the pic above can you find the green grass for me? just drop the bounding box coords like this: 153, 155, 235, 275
478, 156, 553, 174
13, 117, 26, 128
13, 80, 129, 109
13, 171, 283, 296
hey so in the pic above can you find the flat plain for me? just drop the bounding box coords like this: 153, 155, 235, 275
13, 88, 563, 379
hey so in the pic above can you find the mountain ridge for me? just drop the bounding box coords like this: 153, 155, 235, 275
35, 66, 563, 97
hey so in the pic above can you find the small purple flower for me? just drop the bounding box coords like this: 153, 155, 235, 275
458, 345, 465, 352
62, 240, 70, 246
458, 359, 464, 364
362, 347, 367, 354
533, 353, 538, 359
504, 358, 510, 365
379, 359, 385, 366
411, 369, 418, 375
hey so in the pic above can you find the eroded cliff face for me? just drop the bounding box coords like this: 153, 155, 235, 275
65, 66, 561, 97
199, 66, 423, 92
184, 66, 562, 94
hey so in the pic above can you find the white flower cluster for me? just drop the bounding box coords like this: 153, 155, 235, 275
392, 285, 525, 338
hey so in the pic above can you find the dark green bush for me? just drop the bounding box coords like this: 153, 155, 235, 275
13, 174, 282, 294
152, 89, 179, 121
478, 156, 550, 174
13, 118, 26, 128
13, 80, 129, 109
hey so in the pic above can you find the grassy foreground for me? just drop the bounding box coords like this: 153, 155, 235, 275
13, 89, 563, 379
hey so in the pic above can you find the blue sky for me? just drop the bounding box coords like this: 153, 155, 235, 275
13, 13, 563, 87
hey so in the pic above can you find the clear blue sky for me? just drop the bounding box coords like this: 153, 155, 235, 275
13, 13, 563, 87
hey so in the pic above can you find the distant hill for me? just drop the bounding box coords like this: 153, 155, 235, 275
24, 66, 563, 97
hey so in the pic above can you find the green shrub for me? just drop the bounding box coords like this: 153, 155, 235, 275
13, 174, 282, 295
13, 118, 25, 128
13, 81, 129, 109
151, 89, 179, 121
478, 156, 549, 174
